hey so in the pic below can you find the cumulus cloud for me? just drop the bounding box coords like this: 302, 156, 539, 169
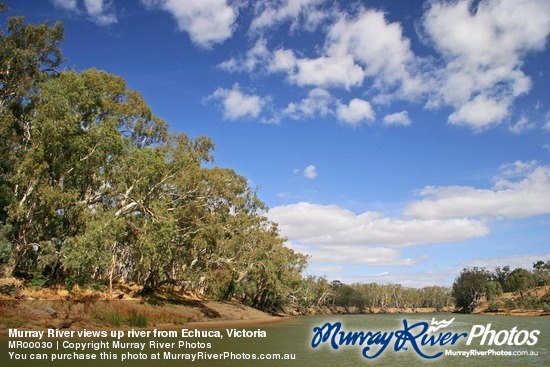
141, 0, 237, 48
268, 201, 487, 272
509, 116, 535, 134
422, 0, 550, 129
210, 84, 266, 120
327, 9, 422, 98
269, 48, 365, 89
269, 202, 488, 248
383, 111, 411, 126
251, 0, 330, 32
290, 242, 418, 266
265, 7, 422, 95
215, 0, 549, 131
448, 95, 509, 130
51, 0, 117, 25
405, 162, 550, 220
268, 162, 549, 270
283, 88, 333, 119
336, 98, 375, 125
52, 0, 78, 11
303, 165, 317, 179
219, 38, 270, 73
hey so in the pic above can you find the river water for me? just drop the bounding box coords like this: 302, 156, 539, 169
1, 314, 548, 366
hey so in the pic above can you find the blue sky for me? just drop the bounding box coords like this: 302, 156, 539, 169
5, 0, 549, 287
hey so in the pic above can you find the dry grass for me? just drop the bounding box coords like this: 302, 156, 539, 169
0, 280, 276, 331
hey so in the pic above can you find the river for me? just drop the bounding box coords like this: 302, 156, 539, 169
1, 314, 548, 366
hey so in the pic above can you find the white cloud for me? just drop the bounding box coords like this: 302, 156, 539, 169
266, 7, 422, 94
211, 84, 266, 120
448, 95, 509, 129
290, 242, 417, 266
270, 49, 297, 72
52, 0, 78, 11
283, 88, 333, 119
84, 0, 117, 25
308, 265, 344, 275
270, 49, 365, 89
291, 54, 365, 89
269, 162, 549, 270
269, 201, 487, 272
498, 160, 539, 178
336, 98, 375, 125
141, 0, 237, 48
251, 0, 330, 32
383, 111, 411, 127
51, 0, 117, 25
219, 38, 270, 73
303, 165, 317, 179
422, 0, 550, 129
327, 9, 422, 98
509, 115, 535, 134
268, 202, 488, 248
405, 162, 550, 220
206, 0, 550, 130
341, 269, 458, 288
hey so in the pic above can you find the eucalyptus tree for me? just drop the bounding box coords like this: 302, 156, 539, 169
6, 69, 169, 281
0, 13, 310, 312
0, 11, 63, 268
452, 267, 491, 313
1, 12, 64, 276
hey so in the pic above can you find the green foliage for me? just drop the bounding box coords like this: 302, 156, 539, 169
506, 268, 535, 297
487, 300, 502, 312
454, 262, 549, 313
0, 15, 308, 311
452, 267, 491, 313
128, 311, 148, 328
503, 298, 517, 309
107, 311, 123, 327
0, 224, 11, 264
24, 272, 47, 288
513, 294, 540, 310
485, 280, 503, 301
532, 260, 550, 286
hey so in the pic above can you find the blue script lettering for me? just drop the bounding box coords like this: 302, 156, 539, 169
311, 319, 467, 360
311, 322, 393, 358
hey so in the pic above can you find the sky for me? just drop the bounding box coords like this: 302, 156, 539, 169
4, 0, 549, 287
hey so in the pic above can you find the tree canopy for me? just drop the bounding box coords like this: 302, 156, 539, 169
0, 14, 309, 311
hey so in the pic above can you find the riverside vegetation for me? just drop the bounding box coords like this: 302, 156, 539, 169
0, 10, 548, 329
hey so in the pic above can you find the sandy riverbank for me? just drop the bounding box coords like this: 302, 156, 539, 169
0, 282, 290, 333
1, 281, 547, 334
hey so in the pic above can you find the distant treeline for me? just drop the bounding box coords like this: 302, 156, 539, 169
295, 278, 453, 312
296, 261, 550, 314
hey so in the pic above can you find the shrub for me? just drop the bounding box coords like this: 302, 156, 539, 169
487, 300, 502, 312
128, 310, 148, 327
